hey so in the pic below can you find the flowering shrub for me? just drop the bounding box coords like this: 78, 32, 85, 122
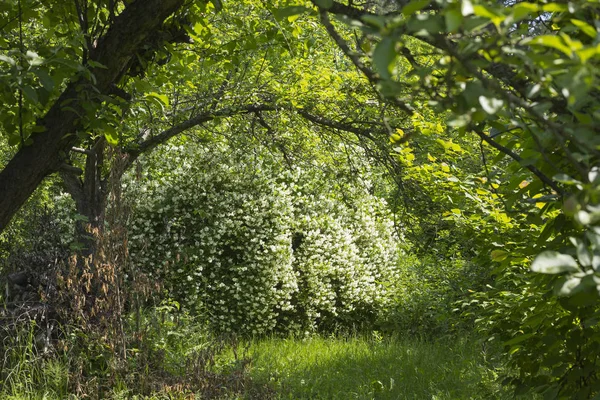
126, 143, 399, 334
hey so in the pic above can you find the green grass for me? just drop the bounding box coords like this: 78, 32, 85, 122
244, 334, 508, 400
1, 320, 520, 399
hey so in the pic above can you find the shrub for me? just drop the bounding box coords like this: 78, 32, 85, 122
126, 143, 399, 334
0, 181, 75, 273
378, 250, 485, 338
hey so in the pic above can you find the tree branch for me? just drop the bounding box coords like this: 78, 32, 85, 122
474, 128, 563, 196
296, 109, 390, 142
124, 104, 276, 168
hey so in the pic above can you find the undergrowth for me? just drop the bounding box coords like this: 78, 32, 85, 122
0, 305, 270, 400
2, 315, 517, 400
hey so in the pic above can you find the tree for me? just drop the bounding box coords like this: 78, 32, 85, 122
0, 0, 407, 255
296, 0, 600, 395
0, 0, 187, 230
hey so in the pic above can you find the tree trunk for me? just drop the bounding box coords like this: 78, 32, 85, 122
0, 0, 184, 232
61, 138, 108, 257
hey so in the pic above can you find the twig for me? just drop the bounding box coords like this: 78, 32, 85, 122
474, 128, 563, 196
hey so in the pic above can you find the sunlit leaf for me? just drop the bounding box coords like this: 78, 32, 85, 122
491, 249, 508, 262
527, 35, 573, 56
531, 251, 579, 274
479, 96, 504, 114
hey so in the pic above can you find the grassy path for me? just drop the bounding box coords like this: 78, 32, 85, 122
244, 335, 507, 399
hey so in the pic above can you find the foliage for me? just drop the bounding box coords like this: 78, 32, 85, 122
126, 140, 400, 334
0, 303, 265, 400
379, 253, 482, 337
279, 0, 600, 397
0, 181, 75, 272
4, 0, 600, 397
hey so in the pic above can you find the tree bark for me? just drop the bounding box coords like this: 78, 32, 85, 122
0, 0, 184, 232
60, 138, 108, 257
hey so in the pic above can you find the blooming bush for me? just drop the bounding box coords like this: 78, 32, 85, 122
126, 143, 399, 334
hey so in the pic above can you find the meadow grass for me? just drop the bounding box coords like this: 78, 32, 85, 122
244, 334, 509, 400
1, 322, 522, 399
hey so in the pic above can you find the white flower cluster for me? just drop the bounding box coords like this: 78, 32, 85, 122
126, 143, 398, 334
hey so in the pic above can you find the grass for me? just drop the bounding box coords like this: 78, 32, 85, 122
244, 334, 508, 400
1, 319, 516, 399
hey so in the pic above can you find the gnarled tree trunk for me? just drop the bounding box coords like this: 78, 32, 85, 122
0, 0, 185, 233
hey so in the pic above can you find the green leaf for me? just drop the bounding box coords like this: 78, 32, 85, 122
25, 50, 44, 66
527, 35, 573, 57
576, 210, 592, 225
274, 6, 311, 21
314, 0, 333, 10
555, 274, 597, 297
22, 86, 39, 104
510, 2, 539, 23
479, 96, 504, 114
570, 19, 596, 39
209, 0, 223, 12
447, 114, 470, 128
8, 134, 21, 146
146, 92, 170, 107
407, 14, 444, 36
0, 54, 16, 66
402, 0, 431, 16
553, 174, 580, 185
541, 3, 568, 12
34, 69, 54, 92
373, 37, 396, 80
491, 249, 508, 262
576, 241, 592, 267
87, 60, 108, 69
445, 9, 462, 33
473, 5, 503, 28
531, 251, 579, 274
361, 15, 388, 29
504, 333, 534, 346
555, 275, 582, 296
103, 124, 119, 145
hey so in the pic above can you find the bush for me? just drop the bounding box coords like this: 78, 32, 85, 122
126, 142, 399, 334
378, 250, 485, 338
0, 181, 75, 274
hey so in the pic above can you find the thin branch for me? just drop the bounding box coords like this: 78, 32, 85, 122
59, 163, 84, 175
318, 11, 415, 115
125, 104, 276, 167
254, 112, 294, 169
479, 139, 509, 211
73, 0, 90, 64
474, 128, 563, 196
296, 108, 415, 146
296, 109, 377, 141
319, 11, 376, 84
71, 147, 94, 155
